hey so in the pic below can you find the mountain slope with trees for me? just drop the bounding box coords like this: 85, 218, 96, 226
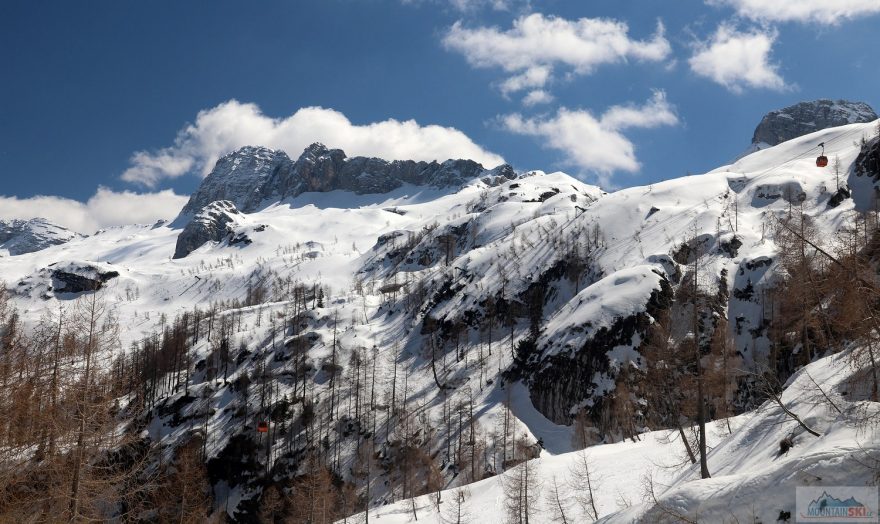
0, 112, 879, 523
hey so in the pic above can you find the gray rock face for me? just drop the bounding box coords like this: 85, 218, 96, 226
173, 201, 242, 259
752, 99, 877, 147
0, 218, 81, 256
178, 146, 293, 218
855, 136, 880, 181
177, 143, 516, 218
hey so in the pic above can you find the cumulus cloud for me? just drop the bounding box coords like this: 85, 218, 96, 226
121, 101, 505, 187
707, 0, 880, 24
443, 14, 671, 102
0, 187, 188, 234
499, 66, 553, 97
500, 90, 678, 183
521, 90, 554, 107
688, 24, 788, 94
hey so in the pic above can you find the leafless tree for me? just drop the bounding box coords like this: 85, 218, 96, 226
568, 450, 599, 521
545, 474, 572, 524
502, 435, 541, 524
440, 486, 472, 524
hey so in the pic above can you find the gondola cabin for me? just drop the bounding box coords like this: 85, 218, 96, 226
257, 421, 269, 433
816, 142, 828, 167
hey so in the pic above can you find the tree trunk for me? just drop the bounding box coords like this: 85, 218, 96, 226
678, 425, 697, 464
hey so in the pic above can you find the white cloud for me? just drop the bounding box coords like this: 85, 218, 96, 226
402, 0, 524, 11
499, 66, 552, 97
122, 151, 194, 188
448, 0, 513, 10
708, 0, 880, 24
500, 90, 678, 182
121, 101, 505, 187
688, 24, 788, 94
0, 187, 188, 234
443, 14, 671, 101
521, 90, 554, 107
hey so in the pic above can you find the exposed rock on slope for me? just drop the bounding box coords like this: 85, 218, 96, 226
752, 99, 877, 147
855, 136, 880, 181
50, 262, 119, 293
178, 143, 516, 217
0, 218, 81, 255
173, 200, 244, 259
527, 268, 673, 425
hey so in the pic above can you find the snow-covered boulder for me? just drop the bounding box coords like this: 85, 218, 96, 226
49, 261, 119, 293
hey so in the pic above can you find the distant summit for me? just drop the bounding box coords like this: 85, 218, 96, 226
177, 144, 516, 219
0, 217, 81, 256
752, 99, 877, 148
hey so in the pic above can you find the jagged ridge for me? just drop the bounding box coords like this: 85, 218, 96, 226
178, 143, 516, 219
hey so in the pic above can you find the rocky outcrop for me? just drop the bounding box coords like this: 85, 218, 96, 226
527, 276, 673, 427
177, 143, 516, 218
49, 262, 119, 293
173, 201, 243, 259
752, 99, 877, 147
855, 136, 880, 181
0, 218, 81, 255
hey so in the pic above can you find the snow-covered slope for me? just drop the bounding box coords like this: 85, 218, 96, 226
351, 349, 879, 523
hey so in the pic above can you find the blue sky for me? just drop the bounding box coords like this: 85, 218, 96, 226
1, 0, 879, 231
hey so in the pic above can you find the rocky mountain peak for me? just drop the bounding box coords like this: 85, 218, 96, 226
752, 99, 877, 147
227, 144, 277, 159
298, 142, 331, 160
